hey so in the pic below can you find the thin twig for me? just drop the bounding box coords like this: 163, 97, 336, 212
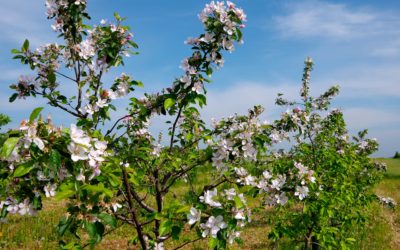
169, 105, 183, 151
105, 115, 131, 136
173, 237, 203, 250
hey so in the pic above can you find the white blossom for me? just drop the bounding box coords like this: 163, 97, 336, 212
271, 175, 286, 190
44, 183, 57, 197
154, 242, 164, 250
112, 203, 122, 212
200, 215, 227, 238
68, 142, 89, 162
295, 186, 309, 200
275, 193, 288, 205
18, 199, 36, 216
77, 39, 95, 60
199, 189, 221, 207
187, 207, 201, 225
70, 124, 91, 146
224, 188, 236, 200
76, 168, 86, 182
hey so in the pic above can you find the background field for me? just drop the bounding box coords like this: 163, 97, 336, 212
1, 158, 399, 249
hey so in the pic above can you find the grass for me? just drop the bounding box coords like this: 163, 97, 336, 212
1, 158, 399, 249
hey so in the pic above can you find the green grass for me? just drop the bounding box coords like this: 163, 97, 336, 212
1, 158, 399, 249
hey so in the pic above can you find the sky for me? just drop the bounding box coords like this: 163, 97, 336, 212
0, 0, 399, 157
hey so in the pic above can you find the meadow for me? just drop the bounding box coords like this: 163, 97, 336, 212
1, 158, 399, 250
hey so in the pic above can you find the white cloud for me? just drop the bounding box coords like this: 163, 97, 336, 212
343, 107, 400, 130
274, 1, 400, 57
202, 82, 299, 122
320, 64, 400, 98
0, 1, 54, 46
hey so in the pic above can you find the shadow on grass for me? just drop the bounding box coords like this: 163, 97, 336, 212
384, 173, 400, 180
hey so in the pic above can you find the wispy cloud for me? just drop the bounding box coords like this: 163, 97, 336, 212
320, 64, 400, 99
273, 1, 400, 57
0, 1, 54, 47
343, 107, 400, 130
202, 82, 299, 122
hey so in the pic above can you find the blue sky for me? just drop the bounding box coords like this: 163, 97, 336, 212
0, 0, 399, 156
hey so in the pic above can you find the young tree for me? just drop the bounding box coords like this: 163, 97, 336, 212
2, 1, 257, 249
0, 1, 390, 250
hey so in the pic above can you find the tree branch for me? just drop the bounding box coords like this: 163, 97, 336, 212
169, 105, 183, 152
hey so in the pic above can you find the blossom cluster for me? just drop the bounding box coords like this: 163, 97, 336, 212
79, 73, 133, 116
45, 0, 85, 31
198, 1, 246, 52
19, 120, 46, 152
357, 138, 378, 153
79, 20, 134, 69
4, 117, 62, 171
0, 198, 36, 216
10, 43, 62, 99
234, 161, 315, 206
271, 107, 312, 142
210, 112, 262, 172
188, 187, 250, 244
0, 115, 67, 217
175, 1, 246, 95
67, 124, 108, 180
46, 0, 135, 71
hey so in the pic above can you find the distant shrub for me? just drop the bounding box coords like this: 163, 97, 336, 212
394, 151, 400, 159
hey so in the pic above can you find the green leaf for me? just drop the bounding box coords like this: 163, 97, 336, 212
234, 196, 244, 209
84, 221, 104, 244
176, 205, 190, 214
21, 39, 29, 52
164, 98, 176, 110
209, 237, 218, 249
49, 150, 61, 172
11, 49, 20, 54
206, 67, 213, 77
55, 190, 75, 201
61, 242, 82, 250
236, 27, 243, 41
107, 173, 121, 187
9, 93, 18, 103
81, 183, 113, 197
98, 213, 117, 228
171, 225, 182, 240
0, 137, 20, 158
13, 162, 35, 177
113, 12, 122, 21
85, 221, 98, 239
29, 107, 44, 122
159, 220, 173, 236
47, 72, 56, 84
58, 216, 73, 236
132, 80, 144, 87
